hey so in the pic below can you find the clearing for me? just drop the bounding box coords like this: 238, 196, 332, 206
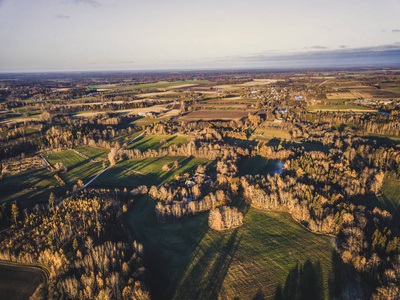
364, 175, 400, 214
45, 150, 103, 184
0, 168, 63, 206
127, 135, 190, 151
93, 156, 215, 188
127, 197, 336, 300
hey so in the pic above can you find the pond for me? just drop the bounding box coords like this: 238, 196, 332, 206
239, 156, 285, 176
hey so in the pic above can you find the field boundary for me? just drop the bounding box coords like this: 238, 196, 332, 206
0, 259, 50, 282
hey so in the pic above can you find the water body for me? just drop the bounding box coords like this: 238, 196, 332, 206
239, 156, 285, 176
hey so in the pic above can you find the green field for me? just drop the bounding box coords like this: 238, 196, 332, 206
0, 127, 39, 138
91, 80, 208, 91
130, 118, 166, 127
127, 135, 190, 151
127, 197, 336, 300
94, 156, 215, 188
364, 176, 400, 214
109, 131, 143, 143
0, 168, 63, 206
45, 150, 103, 184
365, 133, 400, 147
0, 263, 46, 300
239, 156, 284, 176
75, 146, 109, 160
253, 128, 291, 140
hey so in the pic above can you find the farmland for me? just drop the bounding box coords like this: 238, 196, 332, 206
127, 197, 337, 300
90, 80, 208, 91
0, 262, 46, 300
178, 110, 253, 121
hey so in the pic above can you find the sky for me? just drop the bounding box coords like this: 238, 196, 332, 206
0, 0, 400, 72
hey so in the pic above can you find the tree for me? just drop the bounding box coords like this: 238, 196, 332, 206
49, 192, 55, 211
11, 202, 18, 226
108, 148, 118, 166
73, 238, 78, 252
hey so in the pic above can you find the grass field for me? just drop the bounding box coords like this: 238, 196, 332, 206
93, 156, 215, 188
0, 263, 45, 300
253, 128, 291, 139
127, 197, 336, 300
364, 176, 400, 214
127, 135, 189, 151
0, 127, 39, 138
74, 146, 109, 160
0, 168, 64, 206
109, 131, 143, 143
45, 150, 103, 184
130, 118, 166, 127
239, 156, 284, 176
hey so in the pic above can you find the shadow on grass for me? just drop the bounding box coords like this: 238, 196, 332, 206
273, 250, 349, 300
174, 228, 241, 299
127, 196, 211, 300
273, 259, 324, 300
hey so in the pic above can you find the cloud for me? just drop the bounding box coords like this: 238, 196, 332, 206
219, 43, 400, 68
66, 0, 102, 7
310, 45, 327, 50
392, 29, 400, 33
54, 15, 70, 19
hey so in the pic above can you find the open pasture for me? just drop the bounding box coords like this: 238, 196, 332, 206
45, 150, 103, 184
127, 135, 189, 151
94, 156, 215, 188
127, 197, 336, 300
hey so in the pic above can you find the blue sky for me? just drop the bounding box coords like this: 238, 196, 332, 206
0, 0, 400, 72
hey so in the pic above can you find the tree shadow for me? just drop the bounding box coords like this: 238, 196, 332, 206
174, 228, 241, 299
328, 250, 348, 299
274, 259, 324, 300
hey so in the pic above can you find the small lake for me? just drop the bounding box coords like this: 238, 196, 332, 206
239, 156, 285, 176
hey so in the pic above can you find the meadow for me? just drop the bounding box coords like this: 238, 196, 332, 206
364, 175, 400, 214
253, 128, 291, 140
0, 168, 63, 206
127, 197, 337, 300
74, 146, 109, 160
93, 156, 215, 188
127, 135, 189, 151
45, 150, 103, 184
